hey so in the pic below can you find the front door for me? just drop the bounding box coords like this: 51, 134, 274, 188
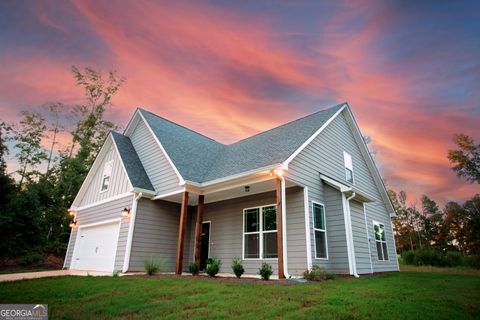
200, 222, 211, 271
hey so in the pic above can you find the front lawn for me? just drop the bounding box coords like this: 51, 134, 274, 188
0, 272, 478, 319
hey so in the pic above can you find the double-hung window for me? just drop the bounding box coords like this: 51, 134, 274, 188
243, 205, 277, 259
100, 160, 113, 192
313, 202, 328, 259
373, 221, 389, 261
344, 151, 354, 183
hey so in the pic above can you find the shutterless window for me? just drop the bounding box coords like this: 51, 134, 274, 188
100, 160, 113, 192
373, 221, 389, 261
243, 205, 277, 259
344, 152, 354, 183
313, 202, 327, 259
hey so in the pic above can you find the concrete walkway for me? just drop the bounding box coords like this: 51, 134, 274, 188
0, 270, 114, 282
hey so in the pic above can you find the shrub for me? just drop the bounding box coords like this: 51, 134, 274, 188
445, 251, 462, 267
414, 248, 445, 267
303, 265, 335, 281
258, 262, 273, 280
231, 257, 245, 278
143, 257, 164, 275
401, 250, 416, 265
112, 270, 120, 277
189, 262, 199, 275
206, 257, 222, 277
18, 253, 43, 266
463, 255, 480, 269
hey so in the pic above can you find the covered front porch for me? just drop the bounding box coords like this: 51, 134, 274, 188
155, 167, 304, 278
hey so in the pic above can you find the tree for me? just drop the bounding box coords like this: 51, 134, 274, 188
44, 103, 65, 173
0, 121, 15, 207
12, 111, 48, 189
463, 194, 480, 255
448, 134, 480, 184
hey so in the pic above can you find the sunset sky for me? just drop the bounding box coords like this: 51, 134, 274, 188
0, 0, 478, 205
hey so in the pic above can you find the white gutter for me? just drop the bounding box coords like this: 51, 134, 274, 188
280, 176, 290, 278
303, 187, 312, 269
122, 192, 142, 272
344, 192, 359, 278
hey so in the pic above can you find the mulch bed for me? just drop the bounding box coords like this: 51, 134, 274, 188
131, 273, 300, 285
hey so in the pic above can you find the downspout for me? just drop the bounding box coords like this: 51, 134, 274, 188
122, 192, 142, 273
345, 192, 359, 278
280, 176, 290, 278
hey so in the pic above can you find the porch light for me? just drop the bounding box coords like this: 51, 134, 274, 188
121, 207, 131, 218
273, 168, 284, 177
69, 221, 76, 228
68, 210, 76, 217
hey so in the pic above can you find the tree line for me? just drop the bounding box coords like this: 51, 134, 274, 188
0, 66, 124, 260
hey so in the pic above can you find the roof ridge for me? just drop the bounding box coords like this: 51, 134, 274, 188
228, 102, 346, 145
138, 108, 225, 145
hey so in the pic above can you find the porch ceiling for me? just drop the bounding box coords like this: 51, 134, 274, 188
157, 178, 297, 205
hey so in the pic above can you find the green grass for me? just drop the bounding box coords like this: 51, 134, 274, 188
400, 264, 480, 276
0, 272, 479, 319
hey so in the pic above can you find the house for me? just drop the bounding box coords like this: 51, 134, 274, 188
63, 102, 399, 277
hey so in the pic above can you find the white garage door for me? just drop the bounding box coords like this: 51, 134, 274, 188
73, 221, 120, 272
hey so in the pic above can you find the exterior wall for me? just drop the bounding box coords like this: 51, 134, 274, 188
183, 187, 306, 276
129, 118, 180, 195
288, 110, 398, 273
128, 199, 181, 272
79, 143, 131, 207
350, 200, 373, 274
64, 194, 134, 271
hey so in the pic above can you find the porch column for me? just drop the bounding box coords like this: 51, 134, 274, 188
194, 195, 205, 266
175, 191, 189, 275
276, 177, 285, 279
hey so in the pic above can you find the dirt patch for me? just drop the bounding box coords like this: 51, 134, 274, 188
0, 254, 64, 274
131, 273, 299, 285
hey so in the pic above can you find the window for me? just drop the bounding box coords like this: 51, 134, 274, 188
243, 205, 277, 259
344, 152, 354, 183
373, 221, 389, 261
313, 202, 328, 259
100, 160, 113, 192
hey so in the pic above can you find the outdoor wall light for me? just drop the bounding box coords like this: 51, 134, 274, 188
69, 221, 76, 228
244, 186, 250, 193
121, 207, 131, 218
68, 210, 76, 217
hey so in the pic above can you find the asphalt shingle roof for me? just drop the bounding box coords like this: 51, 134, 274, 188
138, 102, 345, 183
111, 131, 155, 191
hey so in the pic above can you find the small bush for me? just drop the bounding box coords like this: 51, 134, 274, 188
258, 262, 273, 280
415, 249, 445, 267
231, 257, 245, 278
463, 255, 480, 269
206, 257, 222, 277
18, 253, 43, 266
189, 262, 199, 275
445, 251, 462, 267
112, 270, 120, 277
143, 257, 164, 275
402, 250, 416, 265
303, 265, 335, 281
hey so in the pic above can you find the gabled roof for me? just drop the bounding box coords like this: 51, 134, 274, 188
110, 132, 154, 192
138, 102, 345, 183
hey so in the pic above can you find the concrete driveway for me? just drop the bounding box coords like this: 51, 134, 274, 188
0, 270, 113, 282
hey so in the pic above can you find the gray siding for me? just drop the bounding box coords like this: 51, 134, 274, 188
350, 200, 372, 274
182, 187, 306, 276
288, 110, 397, 273
129, 118, 180, 195
128, 199, 181, 272
64, 194, 134, 271
80, 143, 131, 206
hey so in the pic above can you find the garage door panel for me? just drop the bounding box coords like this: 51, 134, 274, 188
73, 221, 120, 272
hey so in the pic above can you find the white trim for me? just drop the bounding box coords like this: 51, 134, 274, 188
152, 188, 186, 200
130, 187, 156, 196
242, 204, 277, 260
282, 104, 347, 168
70, 218, 122, 271
63, 228, 74, 269
303, 187, 312, 269
363, 203, 374, 274
122, 193, 142, 272
342, 193, 357, 276
311, 201, 328, 260
280, 176, 289, 278
320, 174, 351, 193
137, 110, 186, 186
372, 220, 389, 261
70, 192, 133, 212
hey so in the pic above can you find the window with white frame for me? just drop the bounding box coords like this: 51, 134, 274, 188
243, 205, 277, 259
373, 221, 389, 261
344, 151, 354, 183
313, 202, 327, 259
100, 160, 113, 192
